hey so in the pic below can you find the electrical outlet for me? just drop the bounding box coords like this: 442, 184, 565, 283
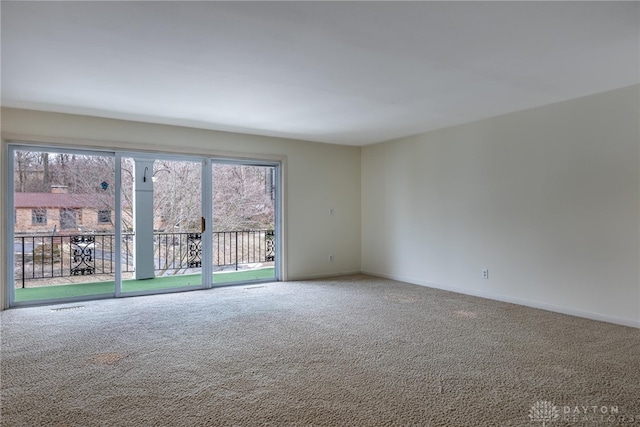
482, 269, 489, 279
329, 255, 334, 262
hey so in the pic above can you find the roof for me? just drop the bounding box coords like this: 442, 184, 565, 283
14, 193, 114, 209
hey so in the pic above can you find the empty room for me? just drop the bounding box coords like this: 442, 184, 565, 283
1, 2, 638, 426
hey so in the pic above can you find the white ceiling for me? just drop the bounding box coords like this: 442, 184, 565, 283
2, 1, 638, 146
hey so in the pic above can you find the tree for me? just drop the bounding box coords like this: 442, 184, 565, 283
14, 151, 275, 233
213, 164, 274, 231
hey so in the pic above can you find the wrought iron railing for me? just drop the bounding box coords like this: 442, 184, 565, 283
14, 230, 275, 288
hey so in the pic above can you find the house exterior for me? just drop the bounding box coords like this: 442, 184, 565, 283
14, 186, 114, 234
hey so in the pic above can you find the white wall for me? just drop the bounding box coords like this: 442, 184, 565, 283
362, 85, 640, 327
0, 108, 362, 309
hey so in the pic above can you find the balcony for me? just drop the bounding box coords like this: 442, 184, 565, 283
13, 230, 275, 301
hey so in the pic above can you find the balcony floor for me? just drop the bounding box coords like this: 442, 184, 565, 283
14, 267, 275, 302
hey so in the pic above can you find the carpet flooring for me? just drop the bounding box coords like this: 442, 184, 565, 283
1, 275, 638, 426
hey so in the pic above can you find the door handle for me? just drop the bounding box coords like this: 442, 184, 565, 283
201, 217, 205, 232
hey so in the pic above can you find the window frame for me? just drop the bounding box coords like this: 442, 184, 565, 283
97, 209, 112, 224
31, 209, 47, 225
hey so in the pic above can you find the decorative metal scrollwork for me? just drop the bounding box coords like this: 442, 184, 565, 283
70, 235, 95, 276
187, 233, 202, 268
265, 230, 275, 262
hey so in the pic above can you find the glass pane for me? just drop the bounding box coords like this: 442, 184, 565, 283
212, 164, 276, 284
13, 149, 116, 302
120, 157, 203, 293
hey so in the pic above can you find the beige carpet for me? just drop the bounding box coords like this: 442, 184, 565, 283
1, 275, 638, 426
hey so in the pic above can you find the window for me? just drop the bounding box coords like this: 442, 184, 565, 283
98, 209, 111, 224
32, 209, 47, 225
60, 209, 77, 230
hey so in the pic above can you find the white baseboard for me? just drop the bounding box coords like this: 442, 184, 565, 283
287, 270, 363, 282
362, 270, 640, 329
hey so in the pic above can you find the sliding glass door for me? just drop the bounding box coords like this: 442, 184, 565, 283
8, 145, 280, 306
11, 147, 117, 303
119, 155, 204, 294
211, 162, 277, 285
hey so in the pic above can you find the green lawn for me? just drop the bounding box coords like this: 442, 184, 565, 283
14, 268, 275, 302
